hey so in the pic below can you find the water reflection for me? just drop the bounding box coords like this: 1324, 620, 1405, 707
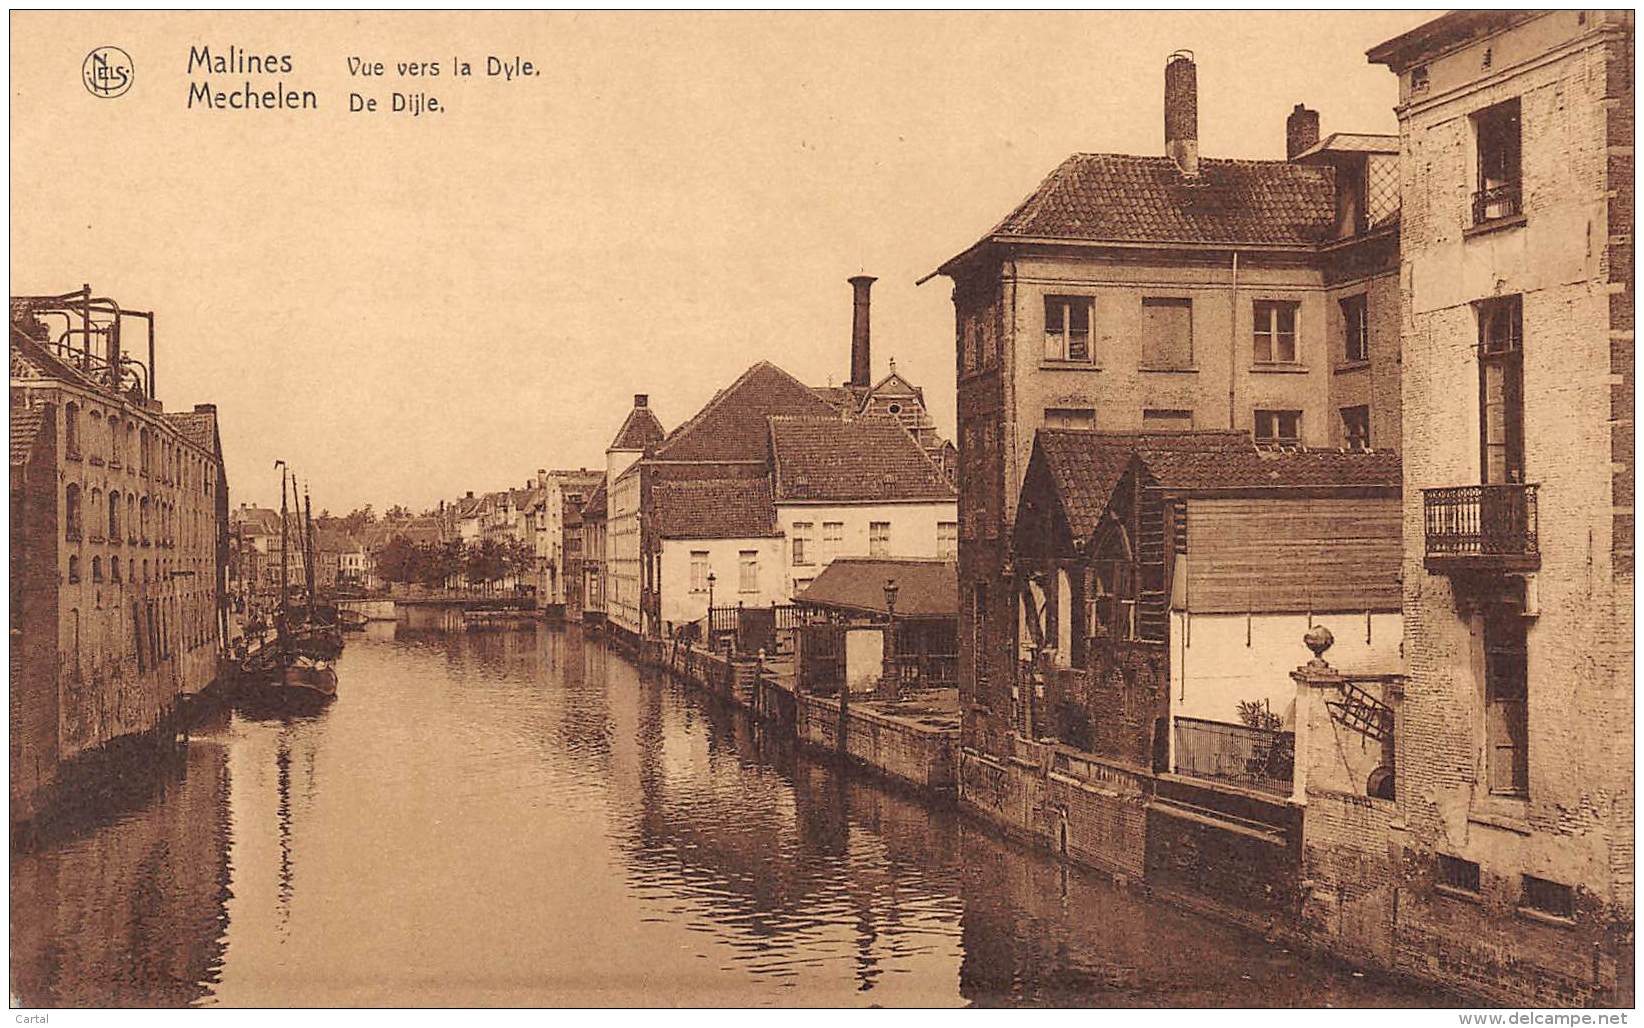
11, 621, 1455, 1007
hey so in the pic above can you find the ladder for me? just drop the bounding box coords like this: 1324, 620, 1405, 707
1326, 680, 1394, 742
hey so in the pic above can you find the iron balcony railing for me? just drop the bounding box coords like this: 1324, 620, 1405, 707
1173, 716, 1294, 797
1472, 181, 1522, 225
1423, 483, 1539, 570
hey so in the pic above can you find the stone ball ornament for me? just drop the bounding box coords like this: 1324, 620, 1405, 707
1304, 624, 1335, 662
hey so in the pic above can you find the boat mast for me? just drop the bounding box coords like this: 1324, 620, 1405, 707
277, 462, 290, 644
304, 485, 317, 611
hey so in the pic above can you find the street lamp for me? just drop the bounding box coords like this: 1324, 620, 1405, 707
881, 577, 900, 698
706, 569, 717, 646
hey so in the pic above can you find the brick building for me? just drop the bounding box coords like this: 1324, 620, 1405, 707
936, 48, 1403, 797
1287, 10, 1635, 1005
10, 289, 229, 826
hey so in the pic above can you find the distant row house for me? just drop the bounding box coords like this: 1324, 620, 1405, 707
586, 278, 959, 645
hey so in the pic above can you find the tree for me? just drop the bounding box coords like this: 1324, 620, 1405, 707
375, 535, 421, 585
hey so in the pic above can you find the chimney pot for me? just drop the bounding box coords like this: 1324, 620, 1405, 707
848, 275, 876, 388
1164, 50, 1199, 178
1287, 103, 1321, 160
633, 394, 648, 408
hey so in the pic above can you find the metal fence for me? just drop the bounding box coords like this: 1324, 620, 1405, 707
1172, 716, 1294, 796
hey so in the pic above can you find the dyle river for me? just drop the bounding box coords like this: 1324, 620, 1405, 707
12, 613, 1454, 1007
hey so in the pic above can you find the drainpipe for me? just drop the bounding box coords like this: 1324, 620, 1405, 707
1228, 250, 1240, 429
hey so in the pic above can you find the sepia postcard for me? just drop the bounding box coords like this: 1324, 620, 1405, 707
7, 8, 1636, 1013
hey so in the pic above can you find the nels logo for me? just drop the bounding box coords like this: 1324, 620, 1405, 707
82, 46, 133, 98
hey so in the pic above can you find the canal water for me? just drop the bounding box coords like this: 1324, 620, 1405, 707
12, 613, 1455, 1007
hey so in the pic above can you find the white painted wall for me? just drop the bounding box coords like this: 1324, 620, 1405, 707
606, 463, 643, 635
775, 500, 957, 599
657, 536, 785, 633
845, 627, 886, 694
1169, 610, 1404, 727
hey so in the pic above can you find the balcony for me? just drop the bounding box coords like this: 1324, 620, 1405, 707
1423, 484, 1539, 573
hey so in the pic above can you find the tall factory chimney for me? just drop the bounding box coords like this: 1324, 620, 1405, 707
848, 275, 876, 388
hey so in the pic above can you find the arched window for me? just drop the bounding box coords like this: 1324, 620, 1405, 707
92, 556, 103, 582
88, 410, 102, 460
89, 488, 103, 540
65, 483, 82, 541
139, 427, 150, 475
1088, 519, 1138, 642
111, 556, 122, 583
108, 491, 121, 542
68, 554, 81, 583
126, 423, 136, 470
128, 558, 135, 582
140, 496, 151, 545
64, 402, 80, 457
142, 559, 149, 582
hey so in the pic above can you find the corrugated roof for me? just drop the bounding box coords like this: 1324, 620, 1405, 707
652, 362, 839, 462
11, 405, 46, 467
652, 477, 778, 540
1035, 430, 1251, 539
770, 416, 955, 503
979, 153, 1335, 250
1146, 448, 1402, 492
796, 558, 957, 619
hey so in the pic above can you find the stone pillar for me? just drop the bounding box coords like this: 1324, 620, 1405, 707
1288, 625, 1343, 805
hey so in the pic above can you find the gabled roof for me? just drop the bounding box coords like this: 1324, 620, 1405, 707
1034, 430, 1250, 539
11, 404, 47, 467
796, 558, 957, 619
609, 404, 665, 453
769, 416, 955, 503
1146, 448, 1402, 492
866, 369, 920, 399
581, 480, 607, 520
234, 506, 285, 535
943, 154, 1335, 269
652, 361, 840, 462
810, 384, 864, 414
652, 477, 778, 540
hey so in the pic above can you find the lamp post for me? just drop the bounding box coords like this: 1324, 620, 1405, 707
706, 570, 716, 648
881, 577, 900, 700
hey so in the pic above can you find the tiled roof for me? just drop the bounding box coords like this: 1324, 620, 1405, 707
234, 506, 285, 535
770, 416, 955, 503
11, 405, 46, 467
162, 409, 218, 454
1035, 430, 1250, 539
653, 362, 839, 462
10, 327, 105, 392
652, 477, 778, 540
1146, 448, 1402, 492
796, 558, 957, 619
609, 404, 665, 452
582, 480, 607, 519
968, 153, 1335, 253
810, 385, 863, 414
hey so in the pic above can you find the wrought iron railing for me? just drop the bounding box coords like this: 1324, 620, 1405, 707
895, 653, 958, 688
1423, 483, 1538, 565
1173, 716, 1294, 796
1472, 181, 1522, 225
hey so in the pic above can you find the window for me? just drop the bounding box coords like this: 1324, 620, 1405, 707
108, 491, 122, 543
68, 555, 81, 584
1254, 410, 1302, 447
1484, 607, 1529, 796
738, 550, 758, 594
1341, 406, 1371, 451
111, 419, 123, 465
1088, 524, 1138, 642
1478, 296, 1524, 484
869, 521, 890, 558
64, 402, 80, 458
1521, 875, 1573, 919
961, 310, 978, 374
1253, 301, 1299, 364
937, 521, 958, 559
1142, 409, 1194, 430
1410, 64, 1429, 93
1341, 294, 1369, 363
1473, 98, 1522, 224
792, 521, 814, 566
1044, 295, 1093, 362
1044, 407, 1095, 430
822, 521, 843, 562
1437, 855, 1481, 895
65, 484, 82, 541
1141, 298, 1193, 368
111, 557, 122, 583
92, 557, 103, 583
689, 550, 709, 593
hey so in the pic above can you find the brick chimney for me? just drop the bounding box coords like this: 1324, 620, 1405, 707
1164, 50, 1199, 177
1287, 103, 1320, 160
633, 393, 648, 408
848, 275, 876, 388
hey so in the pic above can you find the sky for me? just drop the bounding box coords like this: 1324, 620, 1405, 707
11, 11, 1435, 513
